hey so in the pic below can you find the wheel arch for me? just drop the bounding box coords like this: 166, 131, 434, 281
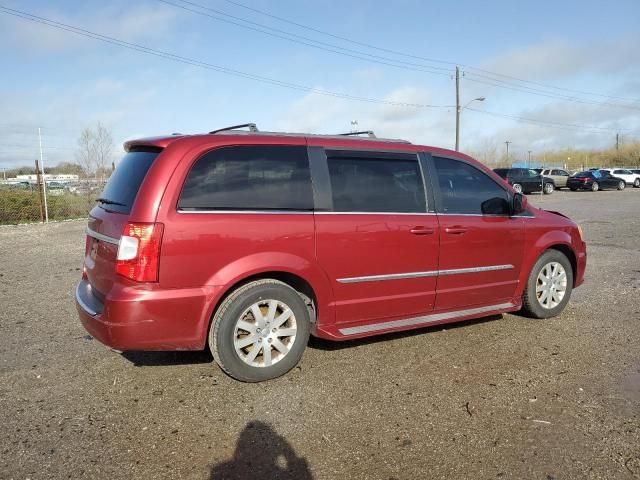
547, 244, 577, 287
517, 231, 578, 297
202, 268, 330, 350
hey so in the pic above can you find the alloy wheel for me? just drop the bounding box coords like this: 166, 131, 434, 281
536, 262, 568, 309
233, 299, 297, 368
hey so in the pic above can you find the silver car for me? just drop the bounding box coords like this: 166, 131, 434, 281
541, 169, 571, 189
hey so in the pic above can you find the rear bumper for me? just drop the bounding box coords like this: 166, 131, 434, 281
75, 279, 221, 351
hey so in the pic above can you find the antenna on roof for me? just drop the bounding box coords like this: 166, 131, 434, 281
337, 130, 376, 138
209, 123, 259, 134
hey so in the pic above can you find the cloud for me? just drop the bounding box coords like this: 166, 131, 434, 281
481, 33, 640, 82
275, 86, 453, 146
0, 2, 178, 54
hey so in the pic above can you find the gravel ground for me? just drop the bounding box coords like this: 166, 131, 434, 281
1, 189, 639, 480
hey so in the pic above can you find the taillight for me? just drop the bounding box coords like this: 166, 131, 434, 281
580, 177, 588, 183
116, 222, 164, 282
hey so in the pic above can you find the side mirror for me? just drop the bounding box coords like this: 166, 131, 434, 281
481, 197, 510, 215
511, 192, 527, 215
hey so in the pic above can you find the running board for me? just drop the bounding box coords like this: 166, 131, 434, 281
338, 302, 515, 336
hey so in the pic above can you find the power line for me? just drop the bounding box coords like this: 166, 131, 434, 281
0, 6, 450, 110
217, 0, 640, 104
160, 0, 640, 112
156, 0, 453, 76
466, 107, 628, 134
464, 73, 640, 111
0, 6, 634, 136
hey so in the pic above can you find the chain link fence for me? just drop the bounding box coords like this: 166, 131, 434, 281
0, 180, 105, 225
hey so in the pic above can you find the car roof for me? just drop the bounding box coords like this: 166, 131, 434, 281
123, 130, 474, 162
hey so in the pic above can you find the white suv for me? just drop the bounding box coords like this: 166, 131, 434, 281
600, 168, 640, 188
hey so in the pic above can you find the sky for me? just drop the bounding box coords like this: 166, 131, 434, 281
1, 0, 640, 169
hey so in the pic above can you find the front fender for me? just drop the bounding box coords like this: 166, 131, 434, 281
515, 229, 574, 297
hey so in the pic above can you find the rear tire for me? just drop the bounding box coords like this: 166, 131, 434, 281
512, 183, 523, 193
617, 181, 625, 190
591, 182, 599, 192
522, 250, 574, 319
634, 178, 640, 188
543, 183, 554, 194
209, 279, 310, 382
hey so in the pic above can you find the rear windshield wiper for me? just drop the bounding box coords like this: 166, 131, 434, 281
96, 197, 126, 206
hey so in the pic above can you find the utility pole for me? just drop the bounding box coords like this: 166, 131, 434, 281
455, 66, 460, 151
505, 141, 512, 164
38, 127, 49, 223
35, 159, 45, 222
616, 133, 619, 150
528, 150, 532, 166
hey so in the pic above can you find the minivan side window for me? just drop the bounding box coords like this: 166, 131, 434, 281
178, 145, 313, 211
327, 155, 426, 213
433, 156, 510, 215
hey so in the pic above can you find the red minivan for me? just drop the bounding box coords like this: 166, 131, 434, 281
76, 124, 586, 382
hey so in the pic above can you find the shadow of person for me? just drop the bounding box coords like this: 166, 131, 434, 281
209, 421, 312, 480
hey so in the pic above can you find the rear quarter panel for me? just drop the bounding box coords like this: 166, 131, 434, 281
151, 136, 335, 329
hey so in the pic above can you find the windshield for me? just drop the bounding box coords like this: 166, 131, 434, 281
98, 149, 161, 214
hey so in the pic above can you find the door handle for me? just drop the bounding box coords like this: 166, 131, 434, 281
410, 227, 435, 235
445, 226, 467, 235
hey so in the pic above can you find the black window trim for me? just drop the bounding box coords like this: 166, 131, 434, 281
176, 143, 315, 214
318, 147, 431, 214
424, 152, 532, 217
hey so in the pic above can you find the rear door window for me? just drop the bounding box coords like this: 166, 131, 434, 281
178, 145, 313, 211
326, 154, 426, 213
433, 156, 510, 215
98, 148, 160, 214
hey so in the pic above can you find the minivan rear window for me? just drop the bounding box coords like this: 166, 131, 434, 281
97, 148, 160, 214
178, 145, 313, 211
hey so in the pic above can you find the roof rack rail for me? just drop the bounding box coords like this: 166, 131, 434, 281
209, 123, 259, 134
337, 130, 376, 138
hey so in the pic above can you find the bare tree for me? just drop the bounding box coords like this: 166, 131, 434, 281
76, 127, 95, 179
467, 138, 500, 166
93, 123, 114, 183
75, 123, 114, 183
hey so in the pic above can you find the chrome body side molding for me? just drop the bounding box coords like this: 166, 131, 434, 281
338, 302, 515, 336
337, 264, 514, 284
86, 227, 120, 245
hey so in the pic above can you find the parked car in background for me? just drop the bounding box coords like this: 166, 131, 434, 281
600, 168, 640, 188
631, 169, 640, 176
493, 168, 555, 194
541, 169, 572, 189
75, 125, 586, 382
567, 170, 626, 191
47, 182, 66, 196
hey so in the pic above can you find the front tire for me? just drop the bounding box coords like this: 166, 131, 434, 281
209, 279, 311, 382
543, 183, 554, 194
512, 183, 523, 193
617, 181, 625, 190
521, 250, 573, 319
591, 182, 599, 192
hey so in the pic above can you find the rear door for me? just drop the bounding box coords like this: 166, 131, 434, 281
313, 149, 439, 326
85, 148, 161, 299
553, 169, 570, 187
431, 155, 524, 311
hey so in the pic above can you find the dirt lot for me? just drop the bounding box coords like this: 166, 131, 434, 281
1, 189, 639, 480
